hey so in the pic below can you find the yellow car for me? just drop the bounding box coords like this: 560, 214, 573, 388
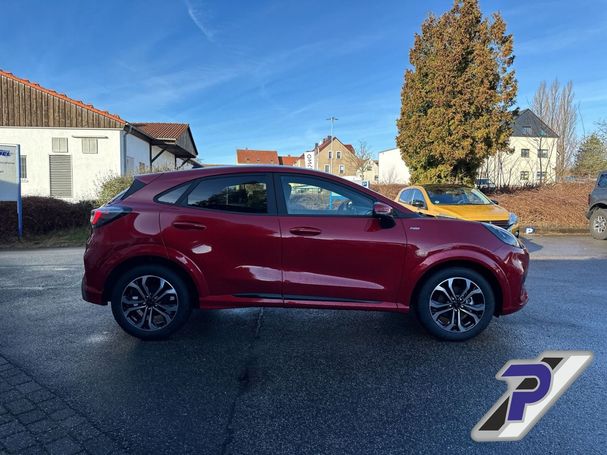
395, 184, 520, 236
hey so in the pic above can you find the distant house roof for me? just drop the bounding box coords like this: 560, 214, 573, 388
279, 155, 298, 166
0, 69, 126, 128
0, 69, 199, 159
236, 149, 279, 164
316, 135, 355, 154
132, 123, 190, 140
132, 122, 198, 158
512, 109, 558, 138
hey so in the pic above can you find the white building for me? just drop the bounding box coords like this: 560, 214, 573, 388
479, 109, 559, 186
378, 148, 410, 184
0, 69, 200, 201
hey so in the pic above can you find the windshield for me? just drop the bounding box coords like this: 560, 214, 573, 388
425, 187, 492, 205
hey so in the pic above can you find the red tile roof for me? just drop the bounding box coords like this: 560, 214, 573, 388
131, 122, 190, 140
236, 149, 279, 164
279, 155, 299, 166
317, 136, 355, 154
0, 69, 126, 124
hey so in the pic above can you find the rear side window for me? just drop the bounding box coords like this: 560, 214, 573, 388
109, 178, 145, 204
598, 173, 607, 188
186, 176, 269, 214
156, 183, 190, 204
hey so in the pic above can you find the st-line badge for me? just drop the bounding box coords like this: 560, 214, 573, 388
471, 351, 593, 442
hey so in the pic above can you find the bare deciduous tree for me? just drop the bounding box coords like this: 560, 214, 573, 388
347, 141, 374, 180
532, 80, 578, 181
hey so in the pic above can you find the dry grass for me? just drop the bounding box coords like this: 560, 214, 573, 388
491, 183, 593, 232
372, 182, 594, 232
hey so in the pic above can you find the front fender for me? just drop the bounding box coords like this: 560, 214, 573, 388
399, 244, 510, 311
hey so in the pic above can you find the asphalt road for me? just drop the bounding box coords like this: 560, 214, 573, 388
0, 236, 606, 454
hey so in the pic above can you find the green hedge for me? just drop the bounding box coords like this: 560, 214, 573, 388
0, 197, 94, 238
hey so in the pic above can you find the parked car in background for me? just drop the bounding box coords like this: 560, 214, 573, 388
82, 166, 529, 342
587, 170, 607, 240
395, 184, 520, 237
475, 178, 496, 191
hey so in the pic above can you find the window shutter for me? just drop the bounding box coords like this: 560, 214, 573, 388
20, 156, 27, 179
49, 155, 72, 197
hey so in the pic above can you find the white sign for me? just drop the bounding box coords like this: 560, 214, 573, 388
304, 151, 315, 169
0, 144, 19, 202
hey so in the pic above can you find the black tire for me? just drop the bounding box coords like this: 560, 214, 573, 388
589, 208, 607, 240
415, 267, 495, 341
110, 265, 192, 340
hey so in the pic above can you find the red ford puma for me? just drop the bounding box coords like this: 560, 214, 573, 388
82, 166, 529, 341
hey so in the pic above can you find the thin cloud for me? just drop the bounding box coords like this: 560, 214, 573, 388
185, 0, 216, 42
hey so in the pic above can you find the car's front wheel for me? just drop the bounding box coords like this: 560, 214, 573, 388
110, 265, 192, 340
589, 208, 607, 240
415, 267, 495, 341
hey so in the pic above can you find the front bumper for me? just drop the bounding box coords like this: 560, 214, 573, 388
496, 243, 529, 315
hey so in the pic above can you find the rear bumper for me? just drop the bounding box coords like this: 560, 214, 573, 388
81, 274, 105, 305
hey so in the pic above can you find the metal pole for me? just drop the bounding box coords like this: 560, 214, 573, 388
16, 145, 23, 240
326, 116, 338, 174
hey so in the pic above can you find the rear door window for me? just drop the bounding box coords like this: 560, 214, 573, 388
186, 175, 272, 214
598, 173, 607, 188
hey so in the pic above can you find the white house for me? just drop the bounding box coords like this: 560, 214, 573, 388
378, 148, 410, 184
479, 109, 559, 186
0, 69, 200, 201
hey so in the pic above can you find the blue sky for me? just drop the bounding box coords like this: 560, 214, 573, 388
1, 0, 606, 164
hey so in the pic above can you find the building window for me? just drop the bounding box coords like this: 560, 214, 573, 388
324, 164, 330, 172
538, 149, 548, 158
336, 151, 341, 159
52, 137, 68, 153
339, 164, 345, 174
49, 155, 72, 198
139, 162, 146, 172
374, 175, 379, 182
81, 138, 98, 154
328, 151, 332, 159
536, 171, 547, 180
20, 156, 27, 180
520, 171, 529, 181
522, 126, 532, 136
520, 149, 530, 158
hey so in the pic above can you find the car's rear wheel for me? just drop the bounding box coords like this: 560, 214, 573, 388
590, 208, 607, 240
415, 267, 495, 341
110, 265, 192, 340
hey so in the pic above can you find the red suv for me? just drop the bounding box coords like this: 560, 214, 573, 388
82, 166, 529, 341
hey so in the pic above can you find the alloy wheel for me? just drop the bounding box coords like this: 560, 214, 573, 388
429, 277, 486, 333
593, 215, 607, 233
120, 275, 179, 331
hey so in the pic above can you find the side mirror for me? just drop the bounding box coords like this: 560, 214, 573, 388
373, 202, 395, 228
411, 199, 425, 209
491, 199, 499, 205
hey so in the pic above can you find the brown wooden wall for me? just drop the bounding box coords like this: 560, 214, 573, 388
0, 74, 125, 129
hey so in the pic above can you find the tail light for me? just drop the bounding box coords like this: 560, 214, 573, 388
588, 194, 591, 205
90, 206, 131, 228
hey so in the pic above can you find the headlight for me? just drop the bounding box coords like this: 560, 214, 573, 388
508, 212, 518, 226
483, 222, 520, 247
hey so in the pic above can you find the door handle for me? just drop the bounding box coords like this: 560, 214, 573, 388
172, 221, 206, 231
289, 227, 322, 236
